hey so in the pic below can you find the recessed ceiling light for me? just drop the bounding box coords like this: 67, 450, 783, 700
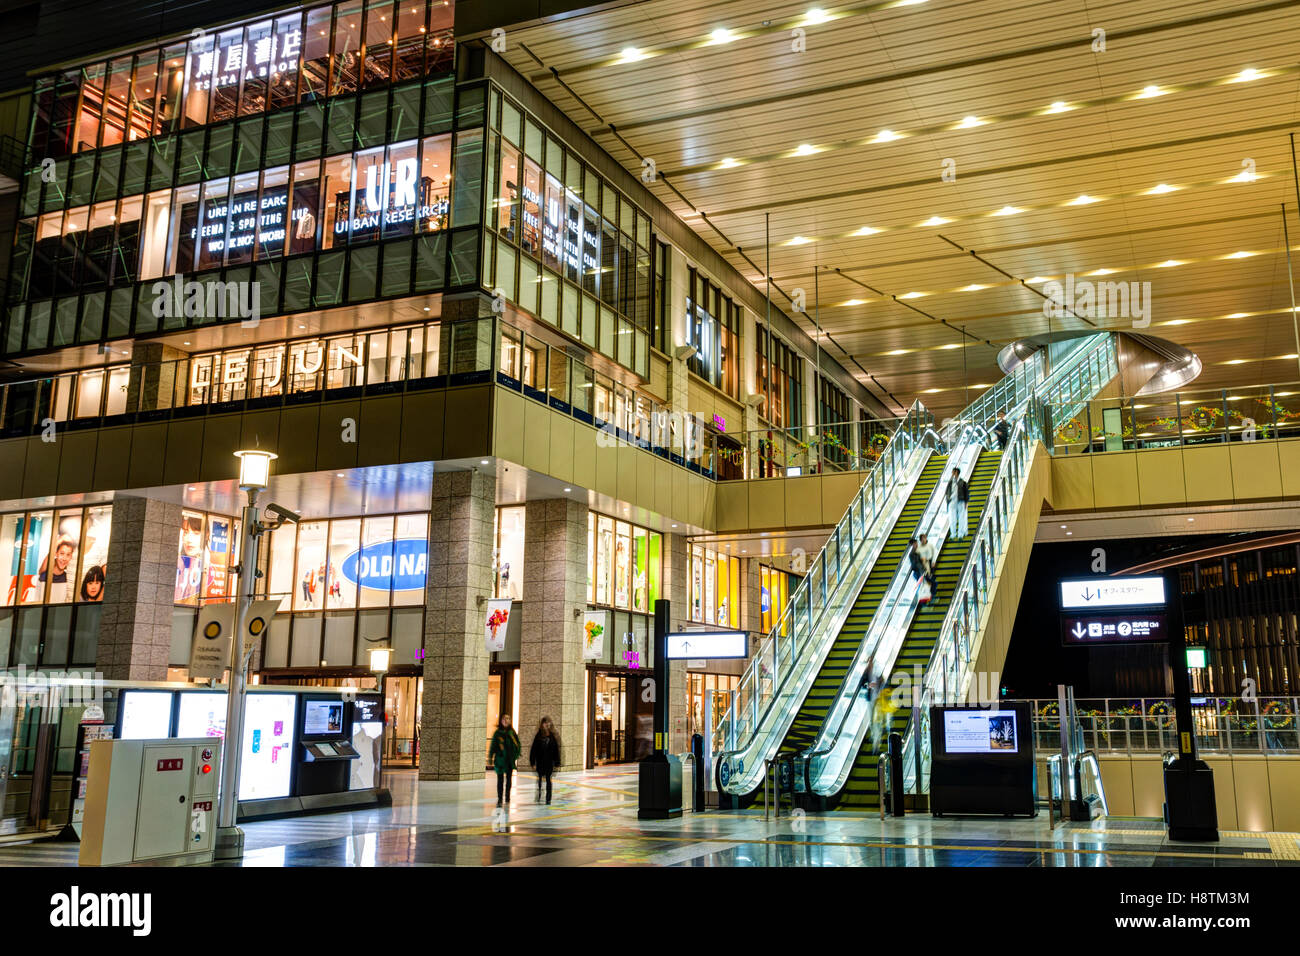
672, 524, 678, 528
1224, 251, 1256, 259
1088, 268, 1117, 276
962, 284, 988, 292
1227, 169, 1259, 184
1223, 359, 1248, 365
1060, 524, 1067, 529
842, 298, 867, 306
956, 115, 984, 129
480, 459, 490, 465
1066, 531, 1073, 536
1146, 183, 1179, 195
337, 473, 344, 477
1231, 68, 1264, 82
1155, 260, 1184, 268
1067, 194, 1100, 206
618, 46, 647, 62
899, 291, 926, 299
1025, 276, 1051, 284
874, 129, 903, 143
992, 205, 1022, 216
1044, 101, 1075, 114
1163, 319, 1192, 326
804, 8, 831, 25
1226, 312, 1249, 318
920, 215, 950, 227
564, 487, 572, 492
940, 343, 962, 350
1188, 517, 1195, 522
299, 325, 306, 329
188, 486, 196, 491
851, 225, 882, 237
424, 307, 430, 312
183, 341, 190, 345
792, 143, 820, 156
785, 235, 814, 246
884, 348, 913, 355
1136, 84, 1166, 99
718, 157, 742, 168
708, 27, 735, 44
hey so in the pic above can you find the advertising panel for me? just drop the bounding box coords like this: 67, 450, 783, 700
177, 692, 228, 739
118, 691, 174, 739
237, 693, 295, 800
1059, 576, 1166, 610
942, 709, 1020, 755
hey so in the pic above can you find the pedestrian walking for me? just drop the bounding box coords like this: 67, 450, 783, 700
488, 713, 521, 807
529, 716, 562, 805
993, 410, 1010, 450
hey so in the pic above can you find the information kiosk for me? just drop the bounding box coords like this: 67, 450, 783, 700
296, 697, 360, 797
929, 702, 1036, 817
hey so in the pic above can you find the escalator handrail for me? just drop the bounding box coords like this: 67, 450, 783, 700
796, 423, 993, 794
712, 403, 938, 793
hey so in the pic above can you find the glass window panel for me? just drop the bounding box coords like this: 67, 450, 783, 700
290, 159, 322, 254
321, 152, 354, 249
495, 506, 524, 600
363, 0, 395, 87
331, 2, 364, 96
181, 33, 215, 127
294, 520, 329, 610
327, 519, 361, 608
614, 521, 631, 609
76, 62, 106, 152
301, 7, 333, 100
520, 157, 541, 258
101, 57, 133, 148
418, 134, 451, 232
595, 515, 613, 606
391, 514, 427, 606
268, 522, 297, 601
270, 15, 306, 110
241, 21, 274, 116
394, 2, 427, 80
20, 514, 53, 605
256, 166, 290, 260
358, 516, 394, 608
0, 515, 23, 607
175, 511, 205, 606
208, 28, 246, 124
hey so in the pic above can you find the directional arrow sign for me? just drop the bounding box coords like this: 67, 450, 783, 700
665, 631, 747, 660
1071, 622, 1087, 640
1060, 576, 1166, 610
1061, 612, 1167, 646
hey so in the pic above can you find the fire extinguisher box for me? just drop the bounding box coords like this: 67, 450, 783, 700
79, 738, 222, 866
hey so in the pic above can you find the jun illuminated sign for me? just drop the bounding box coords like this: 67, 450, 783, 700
1059, 576, 1166, 610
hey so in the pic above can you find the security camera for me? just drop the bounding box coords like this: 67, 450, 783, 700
265, 503, 301, 525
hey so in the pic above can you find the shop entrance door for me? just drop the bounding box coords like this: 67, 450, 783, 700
384, 676, 421, 767
588, 670, 655, 767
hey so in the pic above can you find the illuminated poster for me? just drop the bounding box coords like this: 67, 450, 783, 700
484, 598, 511, 653
177, 692, 228, 738
16, 513, 52, 605
204, 518, 231, 599
238, 693, 296, 801
614, 527, 630, 609
583, 610, 607, 661
119, 691, 174, 739
943, 710, 1020, 754
175, 511, 205, 606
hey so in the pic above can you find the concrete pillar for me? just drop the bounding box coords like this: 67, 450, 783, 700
741, 557, 763, 644
97, 495, 183, 681
440, 291, 494, 376
517, 498, 588, 761
419, 468, 496, 780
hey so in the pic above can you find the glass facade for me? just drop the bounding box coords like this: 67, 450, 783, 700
686, 268, 741, 398
174, 509, 240, 607
689, 544, 740, 627
755, 326, 803, 429
586, 512, 661, 614
493, 505, 525, 600
484, 86, 653, 380
760, 564, 799, 637
25, 0, 453, 157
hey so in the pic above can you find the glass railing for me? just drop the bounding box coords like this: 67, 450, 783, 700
724, 417, 905, 480
1022, 696, 1300, 755
900, 333, 1119, 793
712, 402, 938, 795
1046, 380, 1300, 454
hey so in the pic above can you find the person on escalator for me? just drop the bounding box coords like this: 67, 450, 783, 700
916, 534, 937, 604
946, 465, 969, 540
993, 410, 1010, 450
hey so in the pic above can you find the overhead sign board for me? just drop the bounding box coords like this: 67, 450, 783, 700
1061, 612, 1167, 646
664, 631, 747, 660
1059, 576, 1166, 610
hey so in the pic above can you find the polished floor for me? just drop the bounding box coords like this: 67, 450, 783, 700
2, 765, 1298, 867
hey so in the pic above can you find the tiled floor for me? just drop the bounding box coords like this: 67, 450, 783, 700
3, 766, 1297, 867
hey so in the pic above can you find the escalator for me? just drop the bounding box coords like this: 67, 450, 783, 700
776, 454, 950, 761
835, 448, 1002, 810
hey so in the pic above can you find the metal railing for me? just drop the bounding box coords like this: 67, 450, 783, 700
1021, 696, 1300, 754
712, 402, 937, 796
1046, 380, 1300, 453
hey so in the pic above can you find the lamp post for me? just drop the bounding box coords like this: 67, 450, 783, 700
214, 448, 278, 860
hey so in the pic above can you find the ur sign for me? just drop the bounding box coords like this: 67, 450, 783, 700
341, 539, 428, 592
364, 159, 418, 213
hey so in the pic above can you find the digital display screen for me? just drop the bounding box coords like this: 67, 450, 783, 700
177, 692, 228, 739
1059, 576, 1166, 610
118, 691, 173, 739
943, 710, 1020, 754
238, 693, 295, 801
664, 631, 748, 660
352, 697, 382, 724
303, 700, 345, 736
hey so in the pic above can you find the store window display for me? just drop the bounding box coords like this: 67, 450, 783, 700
689, 544, 740, 627
585, 512, 661, 613
1, 506, 112, 606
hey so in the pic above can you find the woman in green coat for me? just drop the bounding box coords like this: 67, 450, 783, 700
489, 714, 521, 806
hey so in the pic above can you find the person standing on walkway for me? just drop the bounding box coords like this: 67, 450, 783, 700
946, 465, 969, 540
489, 713, 521, 807
993, 410, 1010, 450
529, 716, 562, 805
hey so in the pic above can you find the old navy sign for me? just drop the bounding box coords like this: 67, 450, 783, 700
1059, 576, 1165, 610
341, 538, 428, 592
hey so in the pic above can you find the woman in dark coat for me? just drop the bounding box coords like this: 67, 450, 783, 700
488, 713, 521, 807
529, 716, 562, 804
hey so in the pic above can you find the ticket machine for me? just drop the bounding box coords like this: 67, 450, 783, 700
296, 697, 360, 796
79, 738, 221, 866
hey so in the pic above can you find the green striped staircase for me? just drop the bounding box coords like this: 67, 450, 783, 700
835, 448, 1002, 810
775, 454, 949, 763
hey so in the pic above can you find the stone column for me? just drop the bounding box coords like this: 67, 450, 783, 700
419, 468, 496, 780
662, 531, 690, 755
439, 291, 495, 376
97, 496, 184, 681
517, 498, 588, 764
127, 342, 190, 411
741, 557, 763, 643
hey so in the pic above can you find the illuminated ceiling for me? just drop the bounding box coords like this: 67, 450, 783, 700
480, 0, 1300, 418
